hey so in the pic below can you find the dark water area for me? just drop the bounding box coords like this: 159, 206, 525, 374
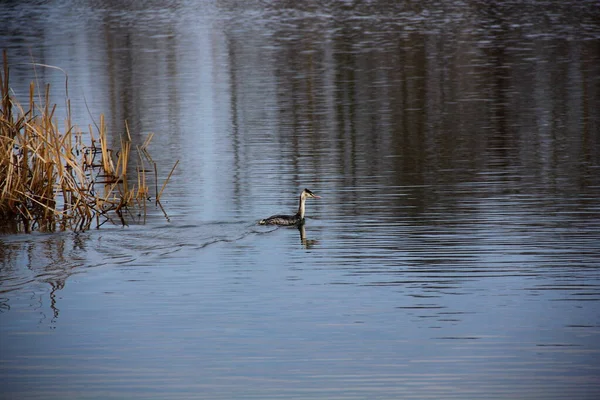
1, 0, 600, 398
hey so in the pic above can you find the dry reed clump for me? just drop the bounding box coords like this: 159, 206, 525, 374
0, 51, 177, 233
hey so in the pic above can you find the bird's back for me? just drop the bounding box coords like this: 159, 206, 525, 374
259, 214, 301, 226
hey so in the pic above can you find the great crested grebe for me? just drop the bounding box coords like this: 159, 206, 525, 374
259, 188, 321, 226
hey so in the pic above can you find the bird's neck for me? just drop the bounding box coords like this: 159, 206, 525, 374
297, 193, 306, 220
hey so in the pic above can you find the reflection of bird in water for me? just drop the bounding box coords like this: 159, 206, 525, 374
259, 188, 321, 226
298, 224, 318, 249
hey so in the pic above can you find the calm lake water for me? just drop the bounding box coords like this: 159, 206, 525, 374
1, 0, 600, 398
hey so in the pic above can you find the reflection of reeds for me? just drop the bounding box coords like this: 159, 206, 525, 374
0, 51, 177, 233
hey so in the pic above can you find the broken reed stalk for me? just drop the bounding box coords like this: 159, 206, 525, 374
0, 51, 178, 233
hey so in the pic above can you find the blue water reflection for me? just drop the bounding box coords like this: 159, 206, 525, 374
1, 0, 600, 398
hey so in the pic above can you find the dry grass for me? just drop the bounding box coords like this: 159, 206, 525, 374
0, 51, 177, 233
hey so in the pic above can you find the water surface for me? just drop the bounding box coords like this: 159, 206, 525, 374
1, 1, 600, 399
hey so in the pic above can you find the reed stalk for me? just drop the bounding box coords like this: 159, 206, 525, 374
0, 51, 177, 233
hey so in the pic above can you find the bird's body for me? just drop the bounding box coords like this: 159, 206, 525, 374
259, 188, 320, 226
259, 213, 302, 226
